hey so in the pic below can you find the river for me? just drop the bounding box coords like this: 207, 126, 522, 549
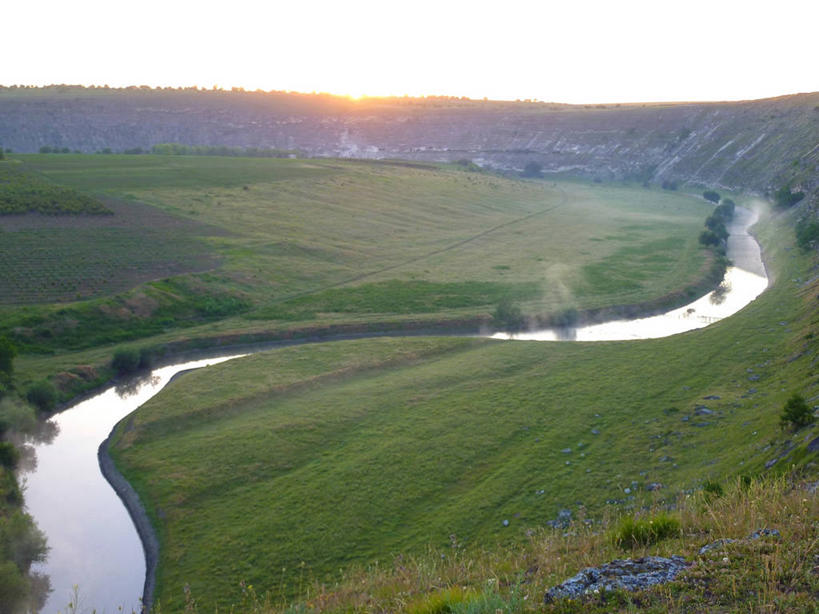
19, 205, 767, 613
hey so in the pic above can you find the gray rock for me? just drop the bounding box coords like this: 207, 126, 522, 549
807, 437, 819, 453
544, 556, 689, 602
699, 538, 737, 555
562, 448, 572, 454
547, 508, 573, 529
748, 528, 780, 540
647, 482, 663, 491
502, 519, 510, 527
765, 458, 778, 468
693, 421, 713, 427
591, 428, 600, 435
694, 406, 714, 415
748, 374, 761, 381
703, 395, 721, 400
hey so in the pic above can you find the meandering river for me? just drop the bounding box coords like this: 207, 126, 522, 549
20, 206, 767, 613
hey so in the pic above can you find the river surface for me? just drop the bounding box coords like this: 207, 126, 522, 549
19, 206, 767, 613
492, 206, 767, 341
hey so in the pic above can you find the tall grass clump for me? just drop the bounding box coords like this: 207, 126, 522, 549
609, 512, 681, 549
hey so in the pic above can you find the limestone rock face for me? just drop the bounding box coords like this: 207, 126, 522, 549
1, 88, 817, 200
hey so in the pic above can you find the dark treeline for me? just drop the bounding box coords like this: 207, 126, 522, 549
698, 192, 736, 251
0, 336, 50, 614
151, 143, 299, 158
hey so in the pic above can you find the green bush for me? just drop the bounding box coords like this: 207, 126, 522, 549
795, 218, 819, 250
111, 348, 141, 375
0, 560, 29, 614
0, 442, 20, 469
610, 512, 681, 548
492, 298, 525, 332
702, 479, 724, 500
25, 380, 57, 413
780, 393, 814, 430
703, 190, 721, 203
774, 185, 805, 208
0, 397, 36, 437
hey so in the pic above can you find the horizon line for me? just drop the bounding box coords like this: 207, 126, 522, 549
1, 83, 816, 107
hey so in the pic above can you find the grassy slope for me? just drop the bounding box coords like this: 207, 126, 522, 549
111, 208, 819, 611
21, 154, 711, 310
4, 155, 716, 393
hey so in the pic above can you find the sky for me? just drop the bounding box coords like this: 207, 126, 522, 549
3, 0, 818, 104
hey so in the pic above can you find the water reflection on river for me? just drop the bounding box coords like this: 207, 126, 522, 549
493, 206, 767, 341
21, 356, 243, 614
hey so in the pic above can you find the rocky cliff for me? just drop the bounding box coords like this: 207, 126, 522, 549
1, 86, 816, 199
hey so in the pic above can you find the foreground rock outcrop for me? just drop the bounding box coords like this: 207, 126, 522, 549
544, 555, 690, 602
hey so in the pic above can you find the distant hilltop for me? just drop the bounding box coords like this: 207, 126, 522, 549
0, 85, 817, 201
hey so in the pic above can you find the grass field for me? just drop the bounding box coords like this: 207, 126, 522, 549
110, 209, 819, 611
2, 155, 715, 365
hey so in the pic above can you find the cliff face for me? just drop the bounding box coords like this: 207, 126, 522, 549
1, 87, 816, 198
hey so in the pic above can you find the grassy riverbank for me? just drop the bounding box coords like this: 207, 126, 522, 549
111, 209, 819, 611
3, 155, 715, 383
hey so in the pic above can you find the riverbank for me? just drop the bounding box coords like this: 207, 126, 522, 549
98, 429, 158, 613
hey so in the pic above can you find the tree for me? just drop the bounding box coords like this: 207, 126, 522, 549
780, 393, 814, 430
774, 185, 805, 208
703, 190, 720, 203
521, 161, 543, 178
25, 381, 57, 412
492, 298, 525, 332
111, 348, 140, 375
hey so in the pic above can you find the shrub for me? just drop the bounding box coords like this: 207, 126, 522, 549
111, 348, 141, 375
138, 347, 158, 370
25, 380, 57, 412
699, 229, 722, 247
492, 299, 525, 332
780, 393, 814, 430
774, 185, 805, 208
795, 217, 819, 250
703, 190, 721, 203
610, 512, 681, 548
702, 479, 724, 500
0, 397, 37, 437
0, 441, 20, 469
0, 560, 29, 614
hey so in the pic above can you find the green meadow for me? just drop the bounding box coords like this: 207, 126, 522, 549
3, 155, 715, 384
110, 206, 819, 611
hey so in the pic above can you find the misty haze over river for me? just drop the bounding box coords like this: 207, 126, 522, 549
19, 206, 767, 613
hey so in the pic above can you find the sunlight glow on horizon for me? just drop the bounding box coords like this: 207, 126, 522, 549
4, 0, 817, 105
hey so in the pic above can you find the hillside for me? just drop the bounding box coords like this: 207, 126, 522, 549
110, 205, 819, 611
0, 87, 817, 202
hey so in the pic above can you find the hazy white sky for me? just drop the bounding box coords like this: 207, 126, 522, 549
4, 0, 817, 103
